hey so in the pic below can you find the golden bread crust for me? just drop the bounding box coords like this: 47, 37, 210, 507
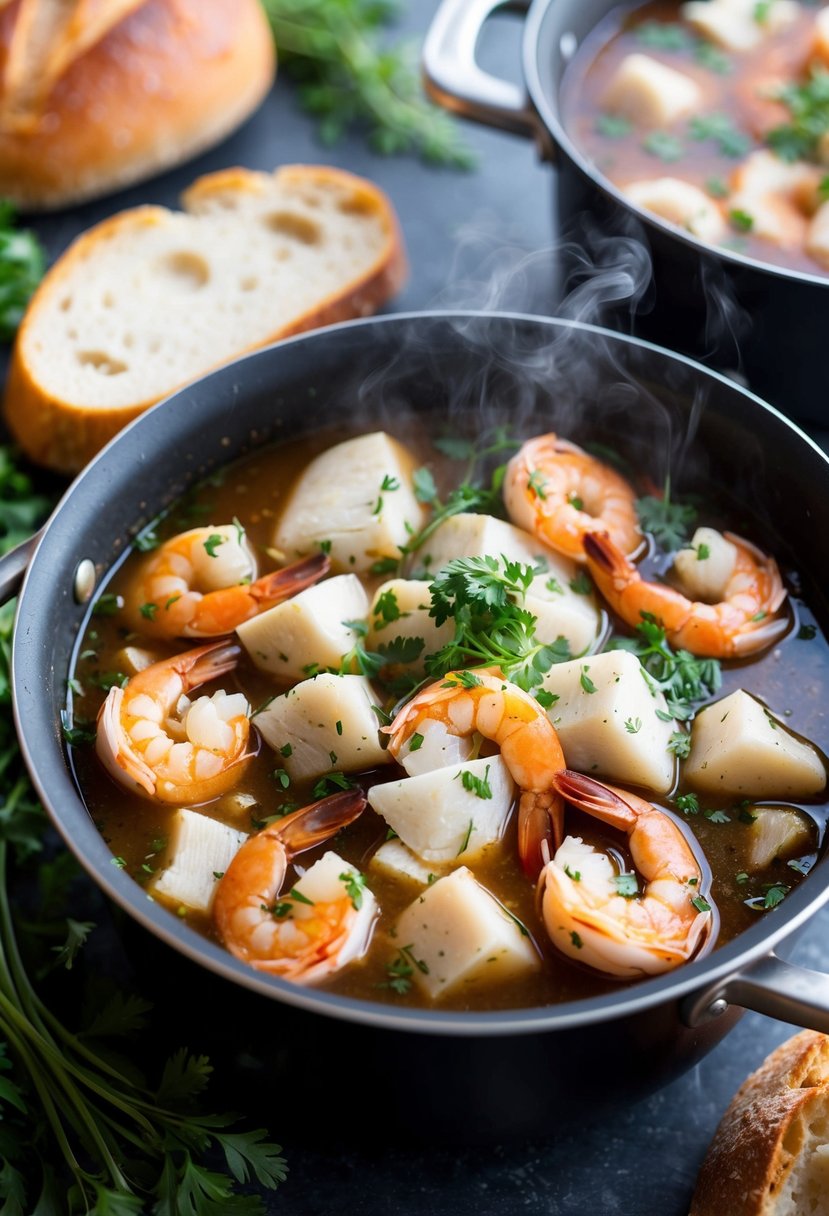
4, 166, 408, 473
0, 0, 275, 209
690, 1031, 829, 1216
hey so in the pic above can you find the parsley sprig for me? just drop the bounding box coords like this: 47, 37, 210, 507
612, 613, 721, 720
425, 556, 571, 693
0, 201, 45, 340
261, 0, 474, 166
767, 68, 829, 163
636, 478, 697, 550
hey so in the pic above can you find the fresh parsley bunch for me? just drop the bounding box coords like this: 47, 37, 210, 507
261, 0, 474, 166
425, 555, 571, 694
612, 612, 721, 721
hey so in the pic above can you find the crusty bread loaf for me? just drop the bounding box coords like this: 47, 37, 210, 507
4, 164, 407, 472
690, 1030, 829, 1216
0, 0, 275, 210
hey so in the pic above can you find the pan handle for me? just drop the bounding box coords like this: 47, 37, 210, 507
0, 531, 42, 605
683, 952, 829, 1035
422, 0, 539, 138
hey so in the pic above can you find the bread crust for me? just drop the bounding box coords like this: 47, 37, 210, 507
4, 165, 408, 473
0, 0, 275, 209
690, 1031, 829, 1216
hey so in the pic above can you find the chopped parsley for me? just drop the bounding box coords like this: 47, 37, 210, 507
689, 112, 750, 158
613, 873, 639, 899
595, 113, 633, 139
409, 732, 425, 752
458, 764, 492, 800
667, 731, 692, 758
729, 209, 754, 233
675, 793, 700, 815
767, 68, 829, 163
642, 131, 684, 162
580, 666, 597, 694
203, 533, 224, 558
339, 870, 367, 910
625, 717, 642, 735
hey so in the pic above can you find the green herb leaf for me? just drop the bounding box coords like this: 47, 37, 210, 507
643, 131, 685, 162
203, 533, 224, 558
636, 481, 697, 549
339, 869, 367, 910
261, 0, 475, 167
595, 113, 633, 138
458, 764, 492, 800
613, 873, 639, 899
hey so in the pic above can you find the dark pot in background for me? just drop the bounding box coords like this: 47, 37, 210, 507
423, 0, 829, 425
5, 313, 829, 1143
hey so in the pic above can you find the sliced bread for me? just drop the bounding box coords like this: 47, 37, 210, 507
690, 1030, 829, 1216
5, 164, 407, 472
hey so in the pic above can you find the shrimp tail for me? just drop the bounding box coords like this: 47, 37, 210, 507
582, 530, 628, 583
250, 553, 331, 608
518, 789, 564, 880
276, 790, 367, 855
175, 639, 242, 693
552, 770, 637, 832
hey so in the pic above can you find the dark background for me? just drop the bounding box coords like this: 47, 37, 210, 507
11, 3, 829, 1213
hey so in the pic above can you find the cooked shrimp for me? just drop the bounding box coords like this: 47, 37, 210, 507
96, 640, 256, 804
583, 530, 788, 658
504, 434, 642, 562
385, 669, 565, 880
214, 791, 372, 981
539, 771, 716, 978
125, 523, 329, 637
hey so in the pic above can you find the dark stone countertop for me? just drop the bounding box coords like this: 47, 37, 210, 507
11, 3, 829, 1213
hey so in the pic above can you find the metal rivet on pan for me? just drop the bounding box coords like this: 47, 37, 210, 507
73, 559, 96, 604
707, 998, 728, 1019
560, 31, 577, 61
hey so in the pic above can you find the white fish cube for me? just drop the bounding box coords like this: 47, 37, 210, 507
273, 432, 425, 575
624, 179, 727, 243
673, 528, 737, 603
420, 514, 602, 656
681, 0, 798, 51
602, 54, 702, 127
684, 690, 827, 798
398, 718, 474, 777
540, 649, 677, 794
292, 850, 377, 971
368, 755, 515, 862
254, 673, 390, 780
150, 809, 246, 914
395, 867, 540, 1000
370, 840, 443, 887
236, 574, 369, 680
366, 578, 454, 671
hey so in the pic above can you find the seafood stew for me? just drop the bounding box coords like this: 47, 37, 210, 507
66, 425, 829, 1012
562, 0, 829, 277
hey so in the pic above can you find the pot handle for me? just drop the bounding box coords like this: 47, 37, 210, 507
683, 952, 829, 1035
0, 531, 41, 605
422, 0, 538, 138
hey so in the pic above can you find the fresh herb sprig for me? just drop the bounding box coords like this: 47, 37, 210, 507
425, 555, 571, 693
612, 612, 721, 720
0, 201, 45, 340
0, 447, 287, 1212
767, 68, 829, 163
636, 478, 697, 550
260, 0, 474, 166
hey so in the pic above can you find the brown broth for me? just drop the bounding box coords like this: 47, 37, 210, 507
68, 427, 829, 1011
561, 0, 829, 277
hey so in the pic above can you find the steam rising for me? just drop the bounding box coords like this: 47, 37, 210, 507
353, 209, 771, 530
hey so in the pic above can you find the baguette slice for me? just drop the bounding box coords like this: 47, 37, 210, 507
5, 164, 407, 472
690, 1030, 829, 1216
